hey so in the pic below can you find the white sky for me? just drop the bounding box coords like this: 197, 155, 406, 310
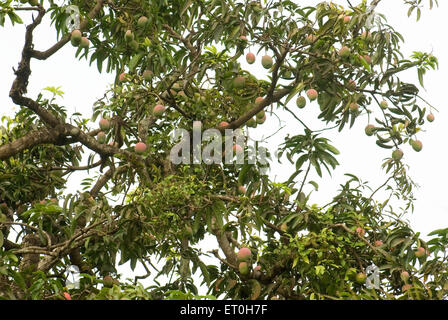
0, 0, 447, 291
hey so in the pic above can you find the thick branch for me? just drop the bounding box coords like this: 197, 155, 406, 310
10, 95, 61, 127
90, 165, 128, 197
9, 5, 45, 98
0, 127, 60, 160
0, 221, 52, 248
0, 121, 115, 159
162, 24, 199, 57
3, 239, 20, 250
211, 218, 238, 268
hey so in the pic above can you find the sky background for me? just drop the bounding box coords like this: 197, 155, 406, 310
0, 0, 447, 290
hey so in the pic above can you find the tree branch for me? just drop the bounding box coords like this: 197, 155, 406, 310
0, 127, 61, 160
225, 48, 291, 130
90, 165, 128, 197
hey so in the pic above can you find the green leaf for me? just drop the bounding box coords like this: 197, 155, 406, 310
293, 256, 299, 268
309, 181, 319, 191
359, 56, 372, 73
324, 143, 340, 155
302, 254, 310, 264
128, 53, 145, 72
376, 140, 393, 149
13, 272, 26, 290
229, 25, 241, 39
418, 68, 424, 87
428, 228, 448, 237
315, 265, 325, 276
7, 11, 23, 25
198, 261, 210, 285
285, 82, 305, 105
310, 156, 322, 177
7, 252, 18, 263
238, 164, 251, 185
295, 154, 309, 170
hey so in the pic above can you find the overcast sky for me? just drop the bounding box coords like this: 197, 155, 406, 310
0, 0, 447, 289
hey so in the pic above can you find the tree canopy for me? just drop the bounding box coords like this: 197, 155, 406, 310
0, 0, 446, 300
